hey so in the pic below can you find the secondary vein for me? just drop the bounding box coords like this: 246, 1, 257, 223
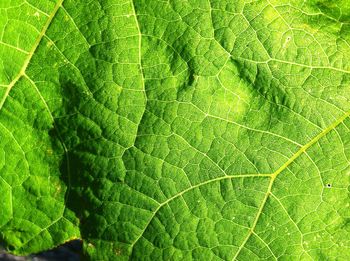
232, 109, 350, 259
0, 0, 64, 111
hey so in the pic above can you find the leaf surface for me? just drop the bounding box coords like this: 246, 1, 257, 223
1, 0, 350, 260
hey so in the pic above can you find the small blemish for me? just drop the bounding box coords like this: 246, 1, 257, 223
34, 12, 40, 18
283, 36, 292, 48
327, 183, 331, 188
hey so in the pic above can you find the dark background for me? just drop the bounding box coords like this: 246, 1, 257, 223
0, 240, 82, 261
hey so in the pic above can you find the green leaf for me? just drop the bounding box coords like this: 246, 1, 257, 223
1, 0, 350, 260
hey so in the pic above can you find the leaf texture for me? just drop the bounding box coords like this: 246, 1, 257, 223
0, 0, 350, 260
